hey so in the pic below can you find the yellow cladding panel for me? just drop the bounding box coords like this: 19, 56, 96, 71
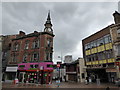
94, 48, 97, 53
88, 50, 90, 55
89, 62, 92, 65
91, 49, 94, 54
105, 43, 110, 50
92, 61, 95, 65
96, 61, 99, 64
107, 59, 112, 63
86, 62, 89, 65
111, 58, 115, 62
103, 60, 107, 64
97, 46, 101, 52
85, 51, 88, 55
99, 60, 103, 64
109, 43, 112, 49
101, 45, 105, 51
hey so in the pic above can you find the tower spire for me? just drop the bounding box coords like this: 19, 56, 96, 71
47, 10, 51, 21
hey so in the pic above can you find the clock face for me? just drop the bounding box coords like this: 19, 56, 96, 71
48, 28, 51, 32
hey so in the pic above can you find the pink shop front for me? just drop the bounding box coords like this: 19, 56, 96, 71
17, 62, 53, 84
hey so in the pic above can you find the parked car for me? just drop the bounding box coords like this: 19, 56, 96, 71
114, 78, 120, 86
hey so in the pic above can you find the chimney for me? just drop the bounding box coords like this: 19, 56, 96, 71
113, 11, 120, 24
19, 31, 25, 36
34, 31, 38, 33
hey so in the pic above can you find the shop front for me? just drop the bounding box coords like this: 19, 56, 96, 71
18, 62, 53, 84
5, 66, 18, 82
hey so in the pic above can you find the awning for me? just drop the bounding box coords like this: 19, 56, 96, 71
6, 67, 18, 72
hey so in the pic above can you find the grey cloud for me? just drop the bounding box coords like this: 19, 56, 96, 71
2, 2, 118, 63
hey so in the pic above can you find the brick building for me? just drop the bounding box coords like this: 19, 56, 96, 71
82, 11, 120, 83
5, 12, 55, 84
1, 35, 18, 81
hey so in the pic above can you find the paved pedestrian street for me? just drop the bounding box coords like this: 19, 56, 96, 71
2, 81, 119, 89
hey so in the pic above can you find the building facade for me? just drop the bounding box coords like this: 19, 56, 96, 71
4, 12, 55, 84
82, 11, 120, 83
110, 11, 120, 78
64, 55, 73, 63
1, 35, 18, 82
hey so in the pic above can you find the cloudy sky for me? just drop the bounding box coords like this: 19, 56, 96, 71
2, 2, 118, 63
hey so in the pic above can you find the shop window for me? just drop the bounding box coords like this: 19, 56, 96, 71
19, 65, 25, 67
82, 73, 85, 78
30, 64, 38, 68
47, 64, 53, 68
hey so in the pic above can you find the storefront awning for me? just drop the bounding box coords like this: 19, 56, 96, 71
6, 67, 18, 72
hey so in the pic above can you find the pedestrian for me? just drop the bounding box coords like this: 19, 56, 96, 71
106, 87, 110, 90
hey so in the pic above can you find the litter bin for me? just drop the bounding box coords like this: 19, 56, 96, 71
96, 79, 100, 85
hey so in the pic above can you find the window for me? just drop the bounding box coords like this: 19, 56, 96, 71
19, 65, 25, 67
31, 53, 39, 62
32, 40, 39, 48
30, 64, 38, 68
85, 44, 88, 50
99, 38, 104, 45
87, 43, 90, 49
14, 43, 19, 51
118, 44, 120, 56
23, 54, 28, 62
50, 53, 52, 60
97, 39, 100, 46
104, 35, 111, 44
12, 55, 17, 62
47, 64, 53, 68
108, 35, 112, 43
90, 42, 94, 48
46, 53, 49, 60
93, 40, 97, 48
117, 29, 120, 34
24, 41, 29, 49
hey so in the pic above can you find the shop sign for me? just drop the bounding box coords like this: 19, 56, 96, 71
106, 68, 117, 72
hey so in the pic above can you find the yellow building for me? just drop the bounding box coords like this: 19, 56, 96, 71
82, 11, 120, 83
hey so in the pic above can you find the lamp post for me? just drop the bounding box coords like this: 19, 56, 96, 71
37, 69, 39, 84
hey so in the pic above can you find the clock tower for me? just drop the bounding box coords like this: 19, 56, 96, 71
44, 11, 53, 34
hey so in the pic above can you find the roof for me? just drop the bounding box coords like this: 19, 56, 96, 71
12, 32, 55, 41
